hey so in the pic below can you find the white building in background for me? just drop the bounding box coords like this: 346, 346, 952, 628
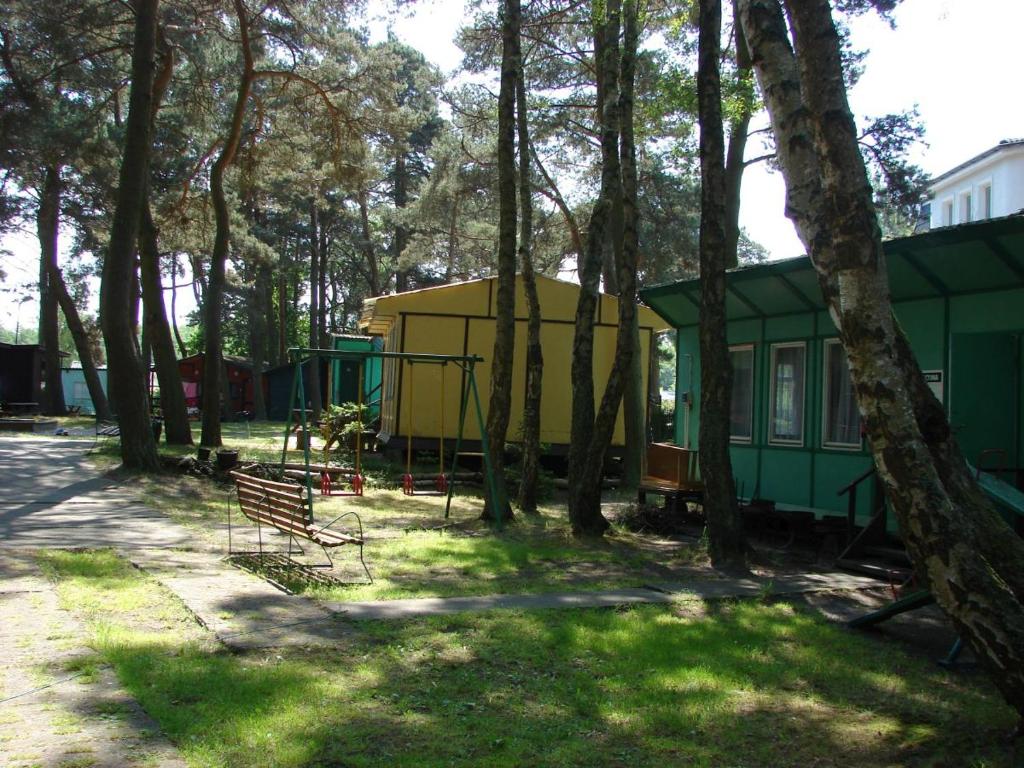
927, 138, 1024, 229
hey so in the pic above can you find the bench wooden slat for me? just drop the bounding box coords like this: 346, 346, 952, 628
236, 486, 310, 519
313, 528, 363, 546
236, 502, 310, 534
230, 471, 361, 549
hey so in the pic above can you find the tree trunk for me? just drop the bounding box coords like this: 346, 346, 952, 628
99, 0, 160, 471
201, 0, 254, 448
515, 57, 543, 515
618, 0, 644, 493
46, 260, 111, 420
482, 0, 520, 525
740, 0, 1024, 721
263, 261, 279, 368
169, 255, 188, 358
723, 2, 754, 271
37, 165, 66, 415
139, 195, 192, 444
358, 187, 382, 296
394, 152, 410, 293
318, 216, 329, 346
136, 20, 189, 444
278, 247, 288, 363
249, 272, 268, 420
567, 0, 626, 536
307, 201, 323, 419
697, 0, 746, 571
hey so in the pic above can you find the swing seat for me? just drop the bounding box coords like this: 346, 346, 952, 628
229, 471, 372, 583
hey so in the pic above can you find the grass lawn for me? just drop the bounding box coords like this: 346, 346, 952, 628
37, 549, 1018, 768
84, 420, 701, 602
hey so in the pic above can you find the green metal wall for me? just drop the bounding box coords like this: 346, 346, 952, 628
675, 286, 1024, 524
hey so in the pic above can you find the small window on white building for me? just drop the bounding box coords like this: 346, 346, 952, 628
822, 340, 861, 448
959, 191, 973, 223
980, 182, 993, 219
729, 345, 754, 442
942, 199, 954, 226
768, 342, 806, 445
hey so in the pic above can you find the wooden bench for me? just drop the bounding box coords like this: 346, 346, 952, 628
228, 471, 371, 582
638, 443, 704, 510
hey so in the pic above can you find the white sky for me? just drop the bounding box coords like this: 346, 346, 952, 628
2, 0, 1022, 331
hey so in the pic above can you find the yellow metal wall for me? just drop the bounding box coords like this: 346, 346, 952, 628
369, 276, 660, 447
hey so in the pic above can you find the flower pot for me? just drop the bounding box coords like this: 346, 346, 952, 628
216, 449, 239, 470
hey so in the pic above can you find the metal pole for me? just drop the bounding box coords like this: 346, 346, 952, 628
444, 361, 472, 519
355, 360, 363, 476
296, 357, 314, 505
281, 356, 300, 469
439, 363, 446, 480
468, 361, 505, 529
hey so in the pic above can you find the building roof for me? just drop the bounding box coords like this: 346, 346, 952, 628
929, 138, 1024, 188
360, 273, 670, 336
640, 215, 1024, 328
177, 353, 255, 370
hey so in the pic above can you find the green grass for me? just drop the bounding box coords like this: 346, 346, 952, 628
39, 550, 1018, 768
89, 420, 695, 600
137, 469, 700, 600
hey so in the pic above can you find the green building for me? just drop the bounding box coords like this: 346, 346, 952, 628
641, 215, 1024, 526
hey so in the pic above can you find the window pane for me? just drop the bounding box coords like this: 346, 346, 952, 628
770, 345, 804, 442
730, 348, 753, 439
825, 342, 861, 445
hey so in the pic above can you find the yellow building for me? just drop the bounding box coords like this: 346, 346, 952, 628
359, 275, 668, 452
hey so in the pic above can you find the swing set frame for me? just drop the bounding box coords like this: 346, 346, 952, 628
281, 347, 507, 526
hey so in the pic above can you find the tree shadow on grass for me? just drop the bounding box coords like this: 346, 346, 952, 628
57, 586, 1020, 768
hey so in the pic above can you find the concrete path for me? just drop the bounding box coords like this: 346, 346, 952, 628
130, 548, 352, 650
0, 438, 193, 550
0, 436, 882, 643
323, 571, 881, 620
0, 550, 187, 768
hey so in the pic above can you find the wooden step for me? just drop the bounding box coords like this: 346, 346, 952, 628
835, 558, 911, 583
862, 545, 912, 566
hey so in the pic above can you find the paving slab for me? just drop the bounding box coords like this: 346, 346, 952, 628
129, 548, 353, 650
0, 551, 187, 768
0, 438, 194, 550
324, 588, 676, 620
646, 570, 883, 598
322, 570, 881, 621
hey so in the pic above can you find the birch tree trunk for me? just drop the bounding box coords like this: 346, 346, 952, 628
739, 0, 1024, 722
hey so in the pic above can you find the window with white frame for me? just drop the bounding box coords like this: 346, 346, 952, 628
959, 191, 973, 223
768, 342, 806, 445
729, 345, 754, 442
822, 339, 861, 448
980, 182, 993, 220
942, 199, 954, 226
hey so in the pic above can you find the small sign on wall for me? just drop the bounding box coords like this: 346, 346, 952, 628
923, 370, 944, 403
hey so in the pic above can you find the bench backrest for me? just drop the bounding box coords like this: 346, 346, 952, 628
230, 471, 313, 537
644, 443, 701, 489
